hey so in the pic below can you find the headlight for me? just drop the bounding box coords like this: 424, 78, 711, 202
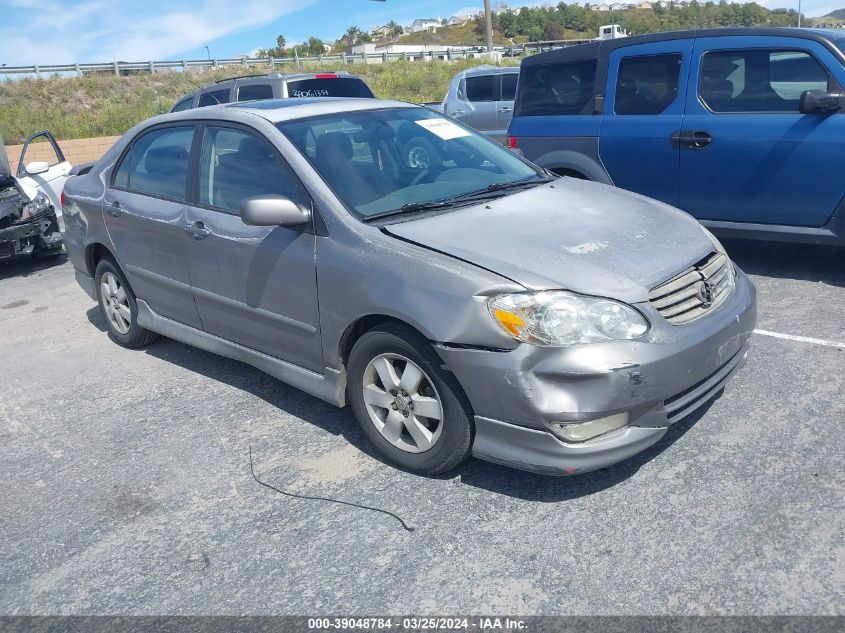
22, 193, 52, 219
488, 290, 649, 346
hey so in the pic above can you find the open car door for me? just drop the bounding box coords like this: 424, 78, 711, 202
16, 131, 72, 216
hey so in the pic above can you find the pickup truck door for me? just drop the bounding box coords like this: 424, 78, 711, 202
16, 131, 72, 214
599, 39, 694, 207
679, 36, 845, 228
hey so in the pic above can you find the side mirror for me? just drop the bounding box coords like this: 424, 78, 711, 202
240, 195, 310, 227
26, 161, 50, 175
799, 89, 843, 115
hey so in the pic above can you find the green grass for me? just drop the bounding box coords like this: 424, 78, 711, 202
0, 59, 518, 144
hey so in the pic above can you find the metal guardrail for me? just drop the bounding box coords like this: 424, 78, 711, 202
1, 41, 592, 78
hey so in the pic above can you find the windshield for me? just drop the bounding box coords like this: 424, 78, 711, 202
277, 107, 542, 219
286, 77, 375, 98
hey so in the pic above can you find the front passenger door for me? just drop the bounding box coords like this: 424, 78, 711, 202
184, 124, 323, 372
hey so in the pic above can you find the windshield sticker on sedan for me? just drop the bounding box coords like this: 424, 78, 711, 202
414, 119, 471, 140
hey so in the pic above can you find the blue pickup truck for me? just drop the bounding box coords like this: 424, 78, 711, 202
508, 28, 845, 245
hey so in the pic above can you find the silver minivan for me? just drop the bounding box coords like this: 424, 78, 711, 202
433, 66, 520, 143
62, 98, 756, 477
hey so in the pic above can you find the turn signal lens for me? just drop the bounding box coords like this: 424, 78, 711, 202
492, 307, 526, 337
551, 413, 630, 443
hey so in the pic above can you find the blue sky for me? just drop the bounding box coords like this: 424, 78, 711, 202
0, 0, 833, 67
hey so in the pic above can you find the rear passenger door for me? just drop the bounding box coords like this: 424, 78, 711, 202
183, 123, 323, 372
105, 124, 203, 328
454, 74, 499, 137
679, 36, 845, 228
600, 39, 694, 207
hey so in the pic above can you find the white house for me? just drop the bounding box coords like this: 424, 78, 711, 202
446, 15, 471, 26
411, 18, 441, 33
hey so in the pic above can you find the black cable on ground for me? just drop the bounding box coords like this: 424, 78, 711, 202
248, 446, 415, 532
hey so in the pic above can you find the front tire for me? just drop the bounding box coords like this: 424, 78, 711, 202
94, 257, 159, 348
347, 324, 473, 475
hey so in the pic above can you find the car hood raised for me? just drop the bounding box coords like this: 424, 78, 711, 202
383, 179, 715, 304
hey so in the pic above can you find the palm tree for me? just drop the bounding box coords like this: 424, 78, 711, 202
344, 25, 362, 45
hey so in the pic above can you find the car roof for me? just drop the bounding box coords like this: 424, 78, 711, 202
200, 71, 362, 90
460, 65, 520, 76
522, 27, 845, 66
163, 97, 417, 124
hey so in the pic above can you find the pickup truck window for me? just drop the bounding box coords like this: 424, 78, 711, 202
615, 53, 682, 115
515, 60, 597, 116
465, 75, 497, 102
699, 49, 831, 113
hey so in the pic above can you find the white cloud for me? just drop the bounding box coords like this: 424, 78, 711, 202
0, 0, 312, 65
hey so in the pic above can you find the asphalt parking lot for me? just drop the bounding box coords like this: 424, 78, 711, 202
0, 239, 843, 616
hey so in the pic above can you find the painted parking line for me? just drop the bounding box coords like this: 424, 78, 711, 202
754, 329, 845, 350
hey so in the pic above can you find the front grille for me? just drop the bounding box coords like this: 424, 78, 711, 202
664, 346, 747, 424
649, 251, 733, 325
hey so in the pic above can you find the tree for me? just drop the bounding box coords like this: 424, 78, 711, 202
344, 25, 362, 46
387, 20, 404, 37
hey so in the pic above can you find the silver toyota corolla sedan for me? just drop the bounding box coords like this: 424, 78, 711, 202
62, 98, 757, 476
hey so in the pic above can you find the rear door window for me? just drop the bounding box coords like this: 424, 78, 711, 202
114, 126, 194, 200
465, 75, 497, 102
615, 53, 682, 115
286, 77, 374, 98
699, 49, 833, 113
515, 59, 597, 115
198, 89, 230, 107
501, 74, 519, 101
237, 84, 274, 102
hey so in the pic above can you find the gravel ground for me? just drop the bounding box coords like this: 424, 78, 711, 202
0, 239, 843, 616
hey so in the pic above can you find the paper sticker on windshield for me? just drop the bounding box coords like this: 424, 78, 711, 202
414, 119, 471, 140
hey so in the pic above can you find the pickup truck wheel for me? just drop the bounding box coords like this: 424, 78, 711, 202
94, 257, 159, 348
404, 137, 441, 170
348, 324, 472, 475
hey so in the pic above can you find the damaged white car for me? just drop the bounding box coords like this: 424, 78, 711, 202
0, 131, 70, 261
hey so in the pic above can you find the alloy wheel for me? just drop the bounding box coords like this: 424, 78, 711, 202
362, 353, 444, 453
100, 271, 131, 335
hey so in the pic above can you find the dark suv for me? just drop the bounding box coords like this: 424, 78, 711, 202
508, 28, 845, 245
171, 72, 375, 111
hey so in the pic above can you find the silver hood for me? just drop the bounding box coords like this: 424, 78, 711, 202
384, 178, 715, 304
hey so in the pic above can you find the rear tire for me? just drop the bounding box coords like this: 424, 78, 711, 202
94, 257, 159, 349
347, 323, 473, 475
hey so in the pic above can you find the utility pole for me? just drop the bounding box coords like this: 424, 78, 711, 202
797, 0, 802, 27
484, 0, 494, 52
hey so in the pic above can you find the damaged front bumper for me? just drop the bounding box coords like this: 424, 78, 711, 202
0, 208, 64, 260
435, 268, 757, 475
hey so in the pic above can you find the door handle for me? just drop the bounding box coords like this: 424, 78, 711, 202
498, 107, 513, 113
689, 130, 713, 149
185, 221, 211, 240
670, 130, 713, 149
105, 199, 123, 217
452, 109, 466, 115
